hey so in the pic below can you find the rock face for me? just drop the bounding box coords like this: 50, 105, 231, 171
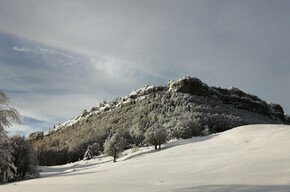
171, 77, 285, 122
169, 77, 209, 96
286, 114, 290, 124
28, 132, 44, 143
30, 76, 288, 166
214, 87, 270, 117
269, 103, 286, 122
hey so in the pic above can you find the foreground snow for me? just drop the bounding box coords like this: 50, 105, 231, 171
2, 124, 290, 192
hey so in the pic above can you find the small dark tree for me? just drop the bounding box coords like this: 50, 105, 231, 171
83, 145, 93, 160
91, 143, 100, 156
104, 130, 126, 162
145, 124, 167, 150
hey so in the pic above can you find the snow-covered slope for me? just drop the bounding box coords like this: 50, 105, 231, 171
3, 124, 290, 192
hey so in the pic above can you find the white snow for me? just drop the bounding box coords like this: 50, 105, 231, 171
3, 124, 290, 191
46, 115, 83, 135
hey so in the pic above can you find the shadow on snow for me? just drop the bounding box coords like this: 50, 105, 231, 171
122, 134, 218, 161
172, 185, 290, 192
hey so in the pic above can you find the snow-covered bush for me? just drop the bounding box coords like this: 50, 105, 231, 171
83, 143, 100, 160
129, 126, 145, 147
202, 125, 211, 136
172, 119, 202, 139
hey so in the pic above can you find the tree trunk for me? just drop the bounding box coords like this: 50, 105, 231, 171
113, 148, 117, 162
155, 145, 157, 150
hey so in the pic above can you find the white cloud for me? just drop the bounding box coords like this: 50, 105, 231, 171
89, 57, 114, 75
13, 46, 29, 52
89, 56, 134, 78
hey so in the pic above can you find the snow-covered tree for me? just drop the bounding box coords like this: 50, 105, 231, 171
0, 91, 21, 183
104, 130, 126, 162
0, 91, 21, 138
0, 135, 15, 183
173, 119, 202, 139
83, 145, 93, 160
145, 124, 167, 150
129, 126, 145, 147
91, 143, 100, 156
9, 135, 39, 181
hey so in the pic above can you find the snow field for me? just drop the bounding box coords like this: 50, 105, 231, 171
2, 124, 290, 192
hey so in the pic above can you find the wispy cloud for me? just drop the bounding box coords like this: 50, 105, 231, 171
1, 33, 167, 135
13, 45, 28, 52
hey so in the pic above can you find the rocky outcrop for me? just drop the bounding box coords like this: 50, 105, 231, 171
285, 114, 290, 124
28, 131, 44, 143
169, 77, 286, 123
169, 77, 209, 96
269, 103, 286, 122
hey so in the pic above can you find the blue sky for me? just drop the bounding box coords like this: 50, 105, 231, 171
0, 0, 289, 136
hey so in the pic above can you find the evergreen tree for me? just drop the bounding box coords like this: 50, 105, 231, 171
83, 145, 93, 160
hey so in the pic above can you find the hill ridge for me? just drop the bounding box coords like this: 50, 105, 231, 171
29, 76, 290, 166
44, 76, 288, 135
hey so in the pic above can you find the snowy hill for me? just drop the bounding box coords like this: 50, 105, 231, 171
4, 124, 290, 192
29, 77, 289, 166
